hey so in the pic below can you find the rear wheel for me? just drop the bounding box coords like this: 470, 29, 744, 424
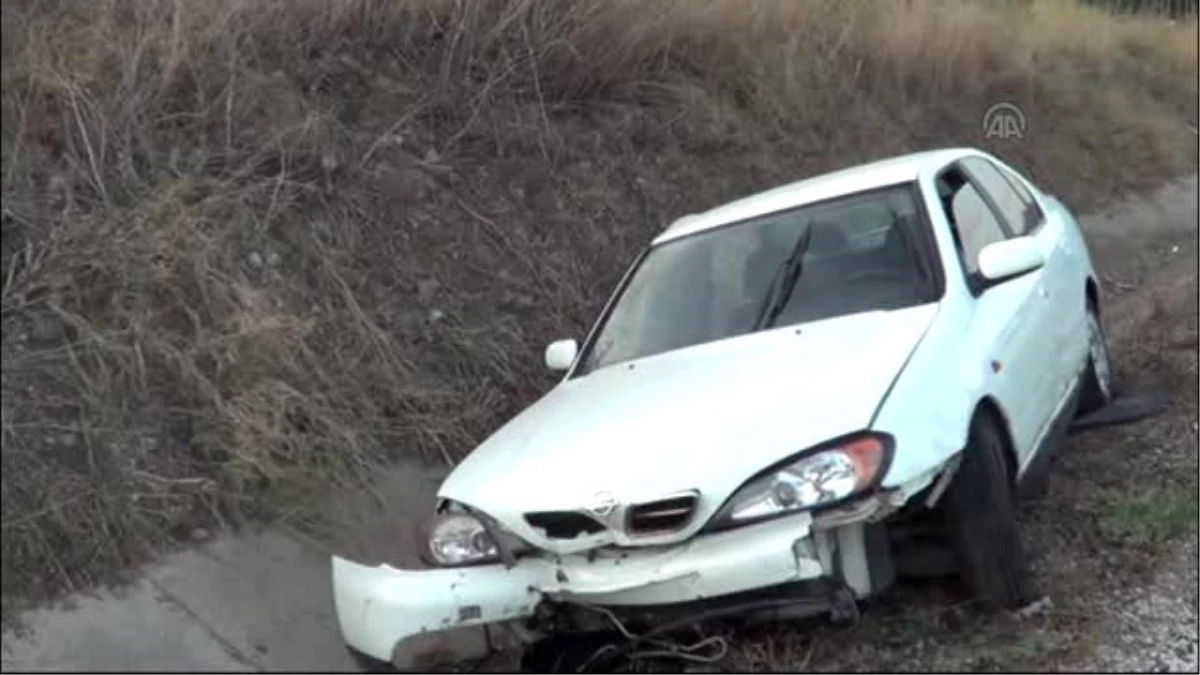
941, 413, 1032, 610
1077, 301, 1113, 415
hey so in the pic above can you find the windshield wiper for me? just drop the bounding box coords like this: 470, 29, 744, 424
751, 225, 814, 331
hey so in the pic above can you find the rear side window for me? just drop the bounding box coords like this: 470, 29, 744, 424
962, 157, 1044, 235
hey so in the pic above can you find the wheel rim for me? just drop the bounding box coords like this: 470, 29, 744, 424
1088, 311, 1112, 400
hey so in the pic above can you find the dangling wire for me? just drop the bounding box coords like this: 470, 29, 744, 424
627, 633, 729, 665
568, 602, 731, 673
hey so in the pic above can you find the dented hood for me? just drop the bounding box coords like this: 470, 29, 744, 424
439, 304, 938, 537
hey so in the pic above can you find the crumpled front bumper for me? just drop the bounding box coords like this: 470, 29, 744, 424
332, 511, 823, 664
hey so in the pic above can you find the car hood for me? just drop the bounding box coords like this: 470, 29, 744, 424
439, 304, 939, 538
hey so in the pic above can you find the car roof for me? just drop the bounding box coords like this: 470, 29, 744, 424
653, 147, 977, 244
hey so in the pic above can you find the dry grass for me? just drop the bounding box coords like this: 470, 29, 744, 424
1, 0, 1197, 625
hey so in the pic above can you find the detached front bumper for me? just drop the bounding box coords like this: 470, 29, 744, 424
331, 511, 869, 666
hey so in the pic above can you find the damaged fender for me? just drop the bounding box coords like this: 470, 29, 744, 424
332, 558, 543, 663
331, 464, 954, 665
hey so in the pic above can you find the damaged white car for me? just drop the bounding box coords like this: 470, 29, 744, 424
332, 147, 1113, 672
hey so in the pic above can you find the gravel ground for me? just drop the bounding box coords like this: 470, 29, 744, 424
1085, 533, 1199, 673
1070, 181, 1199, 674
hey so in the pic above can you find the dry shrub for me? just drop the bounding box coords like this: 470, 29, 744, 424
1, 0, 1197, 617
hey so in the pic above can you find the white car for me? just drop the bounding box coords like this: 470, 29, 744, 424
332, 147, 1113, 671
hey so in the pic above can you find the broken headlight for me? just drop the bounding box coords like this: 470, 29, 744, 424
421, 512, 500, 567
709, 433, 892, 529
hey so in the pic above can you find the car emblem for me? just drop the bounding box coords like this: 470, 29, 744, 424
587, 491, 618, 518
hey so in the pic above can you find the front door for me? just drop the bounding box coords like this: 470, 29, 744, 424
960, 158, 1079, 429
940, 163, 1058, 467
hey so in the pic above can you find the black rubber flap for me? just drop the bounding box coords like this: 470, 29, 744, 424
1068, 391, 1172, 435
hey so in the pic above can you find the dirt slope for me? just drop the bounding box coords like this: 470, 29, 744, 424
0, 180, 1194, 674
2, 0, 1198, 652
2, 2, 1200, 662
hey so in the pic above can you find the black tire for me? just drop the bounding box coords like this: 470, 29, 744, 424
1077, 300, 1113, 416
941, 413, 1032, 610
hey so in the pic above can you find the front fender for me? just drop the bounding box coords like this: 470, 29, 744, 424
871, 300, 1016, 488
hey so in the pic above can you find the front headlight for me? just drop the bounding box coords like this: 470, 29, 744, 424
421, 512, 500, 567
709, 433, 892, 529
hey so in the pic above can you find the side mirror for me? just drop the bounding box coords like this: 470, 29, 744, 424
544, 339, 579, 372
977, 237, 1045, 285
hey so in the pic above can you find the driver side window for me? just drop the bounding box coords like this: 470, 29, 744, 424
937, 166, 1011, 277
961, 157, 1045, 236
952, 186, 1009, 275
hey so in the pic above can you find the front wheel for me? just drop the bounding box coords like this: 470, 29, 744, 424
941, 413, 1032, 610
1077, 302, 1113, 415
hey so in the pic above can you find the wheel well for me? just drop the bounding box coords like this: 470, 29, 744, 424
1085, 276, 1099, 314
974, 397, 1017, 485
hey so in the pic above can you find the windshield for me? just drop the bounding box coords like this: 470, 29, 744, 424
576, 183, 940, 375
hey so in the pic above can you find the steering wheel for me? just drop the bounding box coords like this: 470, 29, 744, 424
841, 267, 914, 287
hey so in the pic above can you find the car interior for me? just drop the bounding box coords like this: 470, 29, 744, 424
937, 170, 969, 257
759, 211, 936, 327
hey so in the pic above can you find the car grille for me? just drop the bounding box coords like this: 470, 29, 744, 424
626, 494, 698, 536
525, 512, 607, 539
